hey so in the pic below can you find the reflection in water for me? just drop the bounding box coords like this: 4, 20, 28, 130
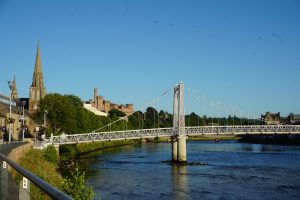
171, 165, 188, 200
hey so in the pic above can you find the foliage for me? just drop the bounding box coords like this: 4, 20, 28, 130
18, 149, 64, 200
144, 107, 159, 129
108, 109, 126, 120
43, 145, 59, 164
35, 93, 105, 135
59, 144, 77, 160
61, 167, 95, 200
75, 139, 139, 154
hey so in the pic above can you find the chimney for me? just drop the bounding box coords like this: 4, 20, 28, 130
94, 88, 98, 109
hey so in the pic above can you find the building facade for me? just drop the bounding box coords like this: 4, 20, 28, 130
288, 113, 300, 125
85, 88, 133, 116
261, 112, 281, 125
0, 94, 30, 141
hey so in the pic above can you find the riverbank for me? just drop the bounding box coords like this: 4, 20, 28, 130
239, 134, 300, 145
60, 139, 142, 158
18, 148, 64, 199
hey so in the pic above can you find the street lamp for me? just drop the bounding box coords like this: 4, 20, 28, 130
8, 80, 13, 142
22, 101, 26, 141
44, 110, 48, 129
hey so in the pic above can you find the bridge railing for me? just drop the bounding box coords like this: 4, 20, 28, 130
51, 128, 174, 144
186, 125, 300, 135
0, 153, 72, 200
49, 125, 300, 145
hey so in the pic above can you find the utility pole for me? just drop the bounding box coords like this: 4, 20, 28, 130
22, 101, 26, 141
8, 80, 13, 142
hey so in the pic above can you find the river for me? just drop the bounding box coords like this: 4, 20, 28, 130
85, 141, 300, 200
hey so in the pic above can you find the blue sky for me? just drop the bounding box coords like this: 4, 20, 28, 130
0, 0, 299, 117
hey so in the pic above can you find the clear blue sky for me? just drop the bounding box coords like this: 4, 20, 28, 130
0, 0, 299, 117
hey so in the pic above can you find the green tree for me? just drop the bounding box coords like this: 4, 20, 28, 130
185, 112, 203, 126
108, 109, 126, 120
43, 145, 58, 164
158, 110, 172, 128
36, 93, 105, 135
144, 107, 159, 129
61, 167, 95, 200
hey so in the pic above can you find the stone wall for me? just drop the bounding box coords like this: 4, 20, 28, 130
7, 140, 33, 164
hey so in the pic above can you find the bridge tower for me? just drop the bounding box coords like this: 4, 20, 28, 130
172, 82, 187, 163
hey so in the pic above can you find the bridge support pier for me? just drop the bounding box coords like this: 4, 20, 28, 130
171, 135, 187, 163
172, 82, 187, 164
177, 136, 187, 163
171, 136, 178, 162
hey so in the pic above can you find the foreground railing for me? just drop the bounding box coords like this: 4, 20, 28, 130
50, 125, 300, 145
0, 153, 72, 200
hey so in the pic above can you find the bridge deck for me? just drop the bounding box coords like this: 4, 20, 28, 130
50, 125, 300, 145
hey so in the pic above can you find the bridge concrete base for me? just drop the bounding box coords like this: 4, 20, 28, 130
171, 137, 178, 162
172, 135, 187, 163
177, 136, 187, 163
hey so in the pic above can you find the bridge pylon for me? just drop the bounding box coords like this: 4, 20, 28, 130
172, 82, 187, 163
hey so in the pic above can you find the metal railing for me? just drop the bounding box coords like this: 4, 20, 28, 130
50, 125, 300, 145
0, 153, 72, 200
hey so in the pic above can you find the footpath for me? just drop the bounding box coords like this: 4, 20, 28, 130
0, 141, 32, 200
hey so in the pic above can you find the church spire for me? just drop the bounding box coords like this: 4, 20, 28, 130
11, 75, 18, 99
32, 40, 44, 87
29, 41, 46, 113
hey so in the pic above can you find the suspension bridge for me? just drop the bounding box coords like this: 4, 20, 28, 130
48, 82, 300, 163
50, 125, 300, 145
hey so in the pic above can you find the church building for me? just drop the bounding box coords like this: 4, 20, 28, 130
29, 42, 46, 113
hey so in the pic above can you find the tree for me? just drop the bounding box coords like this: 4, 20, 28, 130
144, 107, 159, 129
108, 109, 126, 120
43, 145, 58, 164
36, 93, 104, 135
61, 167, 95, 200
159, 110, 172, 128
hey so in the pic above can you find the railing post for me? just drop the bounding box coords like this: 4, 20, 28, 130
0, 161, 8, 200
19, 177, 30, 200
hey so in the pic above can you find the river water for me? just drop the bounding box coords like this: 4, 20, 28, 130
85, 141, 300, 200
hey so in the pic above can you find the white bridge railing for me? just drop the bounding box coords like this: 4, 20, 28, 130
50, 125, 300, 145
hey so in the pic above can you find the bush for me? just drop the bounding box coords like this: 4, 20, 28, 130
61, 167, 95, 200
43, 145, 59, 164
59, 144, 77, 159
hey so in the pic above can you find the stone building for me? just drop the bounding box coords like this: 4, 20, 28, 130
288, 113, 300, 125
11, 76, 18, 100
261, 112, 281, 125
29, 41, 46, 113
84, 88, 134, 116
0, 94, 30, 141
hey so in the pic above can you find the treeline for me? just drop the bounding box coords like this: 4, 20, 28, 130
34, 94, 260, 136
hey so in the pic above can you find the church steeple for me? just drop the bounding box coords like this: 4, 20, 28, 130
29, 41, 46, 113
32, 41, 45, 87
11, 75, 18, 99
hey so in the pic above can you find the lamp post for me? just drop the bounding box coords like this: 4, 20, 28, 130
44, 110, 48, 129
22, 101, 26, 141
8, 80, 13, 142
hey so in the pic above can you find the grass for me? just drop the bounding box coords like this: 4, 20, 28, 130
75, 139, 141, 155
187, 135, 240, 141
18, 148, 64, 199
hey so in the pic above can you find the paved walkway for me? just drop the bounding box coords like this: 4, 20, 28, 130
0, 142, 25, 156
0, 142, 27, 200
